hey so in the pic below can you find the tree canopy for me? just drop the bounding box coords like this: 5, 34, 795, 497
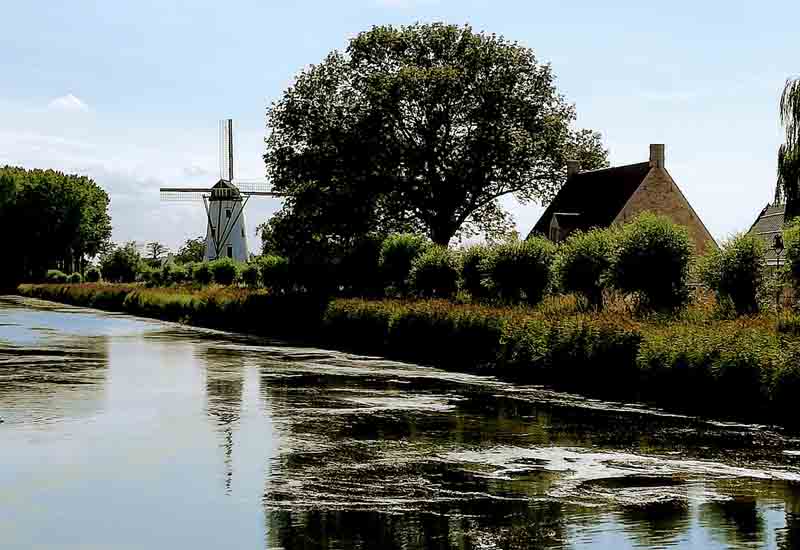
175, 236, 206, 264
263, 23, 608, 249
0, 166, 112, 286
779, 78, 800, 220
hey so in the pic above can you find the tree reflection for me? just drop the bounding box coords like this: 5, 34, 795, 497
618, 498, 691, 548
699, 497, 765, 547
780, 487, 800, 550
258, 364, 567, 549
0, 335, 109, 424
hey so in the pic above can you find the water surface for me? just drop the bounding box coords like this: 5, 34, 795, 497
2, 296, 800, 549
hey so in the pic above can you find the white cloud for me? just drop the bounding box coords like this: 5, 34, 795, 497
47, 93, 89, 112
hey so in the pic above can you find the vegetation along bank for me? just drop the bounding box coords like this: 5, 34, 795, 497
18, 212, 800, 428
16, 280, 800, 429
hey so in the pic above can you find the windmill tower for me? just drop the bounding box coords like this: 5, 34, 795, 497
160, 120, 281, 262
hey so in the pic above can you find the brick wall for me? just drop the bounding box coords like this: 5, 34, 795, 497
612, 167, 717, 256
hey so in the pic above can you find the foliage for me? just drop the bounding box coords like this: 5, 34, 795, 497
460, 244, 491, 299
240, 263, 261, 288
264, 23, 608, 247
46, 269, 68, 283
337, 235, 385, 296
783, 217, 800, 289
408, 246, 460, 298
379, 233, 430, 294
479, 237, 556, 305
84, 267, 101, 283
209, 258, 239, 286
193, 263, 213, 285
259, 255, 291, 293
779, 78, 800, 220
67, 272, 83, 284
168, 264, 188, 285
175, 236, 206, 264
0, 165, 112, 286
146, 242, 169, 262
551, 228, 618, 309
611, 213, 693, 311
99, 242, 141, 283
697, 233, 766, 315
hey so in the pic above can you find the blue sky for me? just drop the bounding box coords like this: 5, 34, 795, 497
1, 0, 797, 250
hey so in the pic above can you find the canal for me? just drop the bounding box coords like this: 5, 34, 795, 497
2, 295, 800, 549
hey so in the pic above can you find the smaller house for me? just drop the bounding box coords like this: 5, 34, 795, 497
529, 144, 717, 256
747, 203, 786, 266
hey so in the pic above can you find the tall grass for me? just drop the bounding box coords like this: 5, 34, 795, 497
16, 282, 800, 426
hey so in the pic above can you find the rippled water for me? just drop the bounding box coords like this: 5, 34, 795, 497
3, 296, 800, 549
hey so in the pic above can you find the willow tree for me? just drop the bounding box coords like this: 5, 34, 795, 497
779, 78, 800, 220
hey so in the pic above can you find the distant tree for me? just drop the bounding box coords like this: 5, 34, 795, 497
780, 78, 800, 220
145, 242, 169, 267
264, 23, 608, 247
175, 236, 205, 264
99, 242, 141, 283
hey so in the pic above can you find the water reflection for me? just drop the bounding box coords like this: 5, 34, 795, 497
204, 348, 247, 493
6, 296, 800, 549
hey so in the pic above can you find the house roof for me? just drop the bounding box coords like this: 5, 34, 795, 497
529, 162, 652, 237
748, 203, 786, 263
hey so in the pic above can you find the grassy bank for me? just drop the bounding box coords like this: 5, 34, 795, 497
16, 283, 800, 427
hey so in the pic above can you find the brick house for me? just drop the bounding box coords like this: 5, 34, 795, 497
528, 144, 717, 256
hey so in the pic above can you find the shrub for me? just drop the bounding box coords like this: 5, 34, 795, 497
379, 233, 430, 294
241, 262, 261, 288
85, 267, 101, 283
409, 246, 460, 298
339, 235, 384, 296
99, 242, 141, 283
479, 237, 556, 305
552, 228, 617, 309
783, 217, 800, 289
193, 263, 213, 285
169, 264, 189, 284
260, 255, 291, 293
209, 258, 239, 286
46, 269, 68, 283
611, 213, 693, 311
67, 272, 83, 284
460, 245, 491, 299
698, 233, 765, 315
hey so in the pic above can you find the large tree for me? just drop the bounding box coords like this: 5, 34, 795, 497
780, 78, 800, 221
0, 166, 112, 285
264, 23, 607, 247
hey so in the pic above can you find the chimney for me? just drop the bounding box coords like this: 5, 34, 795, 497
649, 144, 665, 168
566, 159, 581, 178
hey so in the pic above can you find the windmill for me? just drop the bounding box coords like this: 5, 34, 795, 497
160, 119, 281, 262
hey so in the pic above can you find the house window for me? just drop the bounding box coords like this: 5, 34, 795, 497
226, 209, 232, 220
241, 227, 245, 238
210, 226, 216, 238
226, 245, 233, 258
549, 225, 559, 243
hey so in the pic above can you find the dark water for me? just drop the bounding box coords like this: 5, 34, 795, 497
3, 296, 800, 549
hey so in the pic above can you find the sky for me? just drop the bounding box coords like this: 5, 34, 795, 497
1, 0, 798, 251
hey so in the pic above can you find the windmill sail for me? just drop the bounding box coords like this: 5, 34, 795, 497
159, 118, 283, 261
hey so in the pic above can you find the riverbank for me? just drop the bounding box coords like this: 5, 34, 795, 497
16, 283, 800, 427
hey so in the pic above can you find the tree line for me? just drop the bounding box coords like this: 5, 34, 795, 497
0, 166, 112, 288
